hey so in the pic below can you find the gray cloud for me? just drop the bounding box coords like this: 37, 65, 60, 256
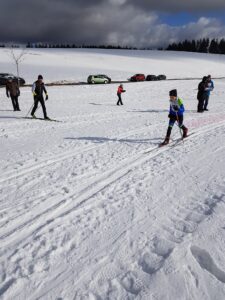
0, 0, 225, 47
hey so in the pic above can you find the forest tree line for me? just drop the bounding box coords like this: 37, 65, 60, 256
166, 38, 225, 54
0, 38, 225, 54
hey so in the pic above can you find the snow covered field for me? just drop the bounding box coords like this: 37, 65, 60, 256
1, 49, 225, 299
1, 48, 225, 83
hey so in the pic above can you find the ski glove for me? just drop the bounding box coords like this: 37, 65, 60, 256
45, 94, 48, 100
33, 92, 37, 97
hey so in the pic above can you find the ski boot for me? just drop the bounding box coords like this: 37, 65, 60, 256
31, 114, 36, 119
160, 137, 169, 147
44, 116, 51, 120
182, 127, 188, 138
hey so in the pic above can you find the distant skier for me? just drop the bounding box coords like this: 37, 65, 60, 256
204, 75, 214, 111
117, 84, 126, 105
31, 75, 49, 119
160, 89, 188, 146
197, 76, 208, 113
6, 78, 20, 111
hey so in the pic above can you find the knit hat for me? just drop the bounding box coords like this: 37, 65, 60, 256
169, 89, 177, 97
38, 75, 43, 80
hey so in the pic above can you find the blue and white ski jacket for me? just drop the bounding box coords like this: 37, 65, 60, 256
169, 98, 185, 116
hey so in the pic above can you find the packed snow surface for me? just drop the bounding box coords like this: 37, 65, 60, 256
1, 49, 225, 299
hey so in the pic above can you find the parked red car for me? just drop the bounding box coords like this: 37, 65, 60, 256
129, 74, 145, 82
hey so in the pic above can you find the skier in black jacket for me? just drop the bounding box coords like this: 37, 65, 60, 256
31, 75, 49, 119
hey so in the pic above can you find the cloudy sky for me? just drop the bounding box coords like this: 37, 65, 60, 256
1, 0, 225, 47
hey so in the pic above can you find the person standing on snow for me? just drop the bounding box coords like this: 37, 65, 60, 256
160, 89, 188, 146
117, 84, 126, 105
31, 75, 49, 119
6, 78, 21, 111
204, 75, 214, 111
197, 76, 208, 113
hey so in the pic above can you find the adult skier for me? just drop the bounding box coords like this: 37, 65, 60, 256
31, 75, 49, 119
117, 84, 126, 105
160, 89, 188, 146
6, 78, 20, 111
204, 75, 214, 111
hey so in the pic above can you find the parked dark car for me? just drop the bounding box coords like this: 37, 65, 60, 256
157, 74, 166, 80
146, 75, 157, 81
0, 73, 25, 86
129, 74, 145, 82
87, 74, 111, 84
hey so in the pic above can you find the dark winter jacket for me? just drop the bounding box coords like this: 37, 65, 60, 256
6, 81, 20, 97
169, 97, 185, 117
32, 80, 47, 98
197, 77, 210, 101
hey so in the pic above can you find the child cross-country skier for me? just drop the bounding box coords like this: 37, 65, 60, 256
160, 89, 188, 146
117, 84, 126, 105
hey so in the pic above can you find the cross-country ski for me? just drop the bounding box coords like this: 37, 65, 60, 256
22, 117, 62, 122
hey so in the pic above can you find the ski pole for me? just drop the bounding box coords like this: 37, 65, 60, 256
25, 98, 40, 117
25, 103, 34, 117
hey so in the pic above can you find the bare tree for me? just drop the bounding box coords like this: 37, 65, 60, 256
9, 47, 27, 87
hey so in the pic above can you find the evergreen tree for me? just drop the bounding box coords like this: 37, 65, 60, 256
209, 39, 220, 54
219, 39, 225, 54
198, 38, 209, 53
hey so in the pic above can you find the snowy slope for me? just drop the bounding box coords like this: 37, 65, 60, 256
1, 49, 225, 299
0, 48, 225, 83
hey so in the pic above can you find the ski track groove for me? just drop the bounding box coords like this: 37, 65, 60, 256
1, 114, 223, 185
0, 120, 163, 185
1, 120, 225, 299
48, 122, 225, 297
0, 110, 152, 140
72, 130, 225, 299
1, 121, 225, 249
